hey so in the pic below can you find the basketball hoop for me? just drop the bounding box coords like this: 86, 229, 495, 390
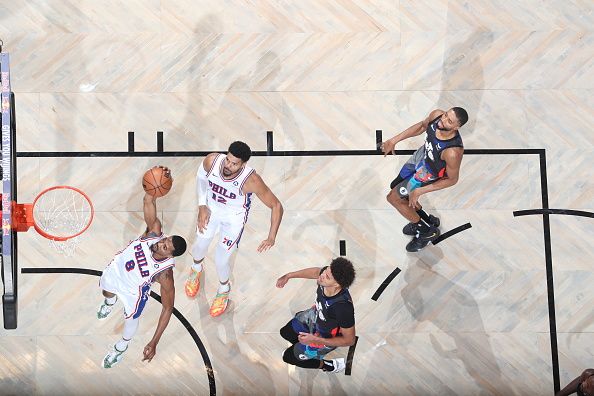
12, 186, 94, 256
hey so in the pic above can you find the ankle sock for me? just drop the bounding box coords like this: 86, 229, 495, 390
218, 282, 230, 293
416, 208, 431, 224
192, 262, 203, 272
105, 295, 117, 306
115, 338, 130, 352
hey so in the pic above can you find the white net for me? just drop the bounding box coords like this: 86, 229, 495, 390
33, 187, 93, 256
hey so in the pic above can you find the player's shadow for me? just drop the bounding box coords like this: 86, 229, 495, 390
228, 50, 303, 181
398, 248, 513, 395
290, 167, 378, 312
437, 24, 494, 136
191, 259, 278, 395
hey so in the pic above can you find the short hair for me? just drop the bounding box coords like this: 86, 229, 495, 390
228, 141, 252, 162
171, 235, 187, 257
330, 257, 356, 289
452, 107, 469, 127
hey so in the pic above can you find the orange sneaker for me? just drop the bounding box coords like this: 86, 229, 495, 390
209, 288, 230, 317
185, 267, 202, 298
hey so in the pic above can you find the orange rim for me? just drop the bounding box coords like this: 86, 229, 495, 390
31, 185, 94, 241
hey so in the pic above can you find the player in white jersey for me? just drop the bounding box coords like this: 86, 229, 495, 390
97, 176, 187, 368
185, 141, 283, 317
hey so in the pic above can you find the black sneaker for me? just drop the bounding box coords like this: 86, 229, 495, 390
406, 227, 441, 252
402, 215, 440, 236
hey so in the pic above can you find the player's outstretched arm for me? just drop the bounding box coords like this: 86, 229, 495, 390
381, 109, 444, 156
142, 268, 175, 363
244, 172, 283, 252
143, 193, 162, 236
276, 267, 321, 288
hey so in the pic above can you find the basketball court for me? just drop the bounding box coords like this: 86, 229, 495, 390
1, 2, 594, 395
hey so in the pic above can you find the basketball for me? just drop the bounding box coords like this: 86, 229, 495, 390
142, 166, 173, 197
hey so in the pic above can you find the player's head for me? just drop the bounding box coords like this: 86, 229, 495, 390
151, 235, 187, 258
318, 257, 356, 289
171, 235, 187, 257
438, 107, 468, 131
223, 141, 251, 177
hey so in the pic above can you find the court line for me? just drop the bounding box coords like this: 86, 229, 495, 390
128, 132, 134, 152
345, 335, 359, 376
514, 209, 594, 218
16, 148, 544, 158
536, 151, 560, 393
21, 267, 217, 396
432, 223, 472, 245
371, 267, 401, 302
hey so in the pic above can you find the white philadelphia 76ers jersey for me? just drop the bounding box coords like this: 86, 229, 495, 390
110, 233, 175, 290
203, 153, 254, 216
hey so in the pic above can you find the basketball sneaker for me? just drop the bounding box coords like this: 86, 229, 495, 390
185, 267, 202, 298
406, 226, 440, 252
97, 296, 118, 320
323, 358, 346, 373
402, 215, 440, 236
102, 344, 128, 369
209, 286, 230, 317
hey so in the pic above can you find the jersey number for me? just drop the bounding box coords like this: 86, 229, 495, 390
212, 193, 227, 204
125, 260, 135, 271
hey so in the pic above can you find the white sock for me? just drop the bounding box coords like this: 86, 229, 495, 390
105, 295, 117, 305
115, 338, 130, 352
218, 281, 230, 293
192, 262, 203, 272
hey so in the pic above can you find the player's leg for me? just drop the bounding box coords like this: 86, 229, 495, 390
97, 290, 118, 320
282, 344, 346, 373
387, 173, 440, 251
209, 214, 243, 317
102, 285, 148, 368
280, 320, 299, 344
102, 316, 139, 369
97, 264, 119, 320
186, 212, 220, 297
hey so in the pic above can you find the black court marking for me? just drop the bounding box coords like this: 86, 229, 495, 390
344, 335, 359, 376
371, 267, 401, 301
21, 267, 216, 396
156, 131, 164, 152
431, 223, 472, 245
537, 150, 559, 393
375, 130, 382, 150
266, 131, 273, 155
514, 209, 594, 218
16, 148, 544, 158
128, 132, 134, 152
339, 240, 346, 256
22, 267, 102, 276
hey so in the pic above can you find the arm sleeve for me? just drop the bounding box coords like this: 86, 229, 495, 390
333, 302, 355, 328
197, 161, 208, 206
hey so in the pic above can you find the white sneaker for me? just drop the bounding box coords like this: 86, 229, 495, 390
328, 358, 346, 373
102, 344, 127, 369
97, 297, 117, 320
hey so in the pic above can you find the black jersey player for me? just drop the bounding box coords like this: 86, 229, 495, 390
381, 107, 468, 252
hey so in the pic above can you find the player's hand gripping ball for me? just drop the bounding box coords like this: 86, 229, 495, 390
142, 166, 173, 198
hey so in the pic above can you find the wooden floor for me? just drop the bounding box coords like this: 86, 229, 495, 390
1, 1, 594, 395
